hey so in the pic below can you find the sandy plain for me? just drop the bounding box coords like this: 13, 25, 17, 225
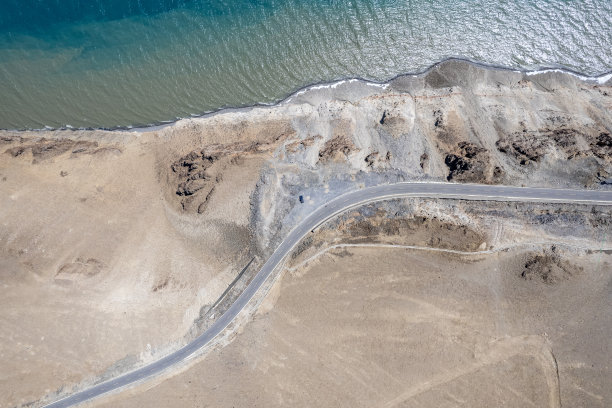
0, 60, 610, 407
98, 244, 611, 408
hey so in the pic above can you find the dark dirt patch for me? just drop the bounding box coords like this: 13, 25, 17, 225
337, 214, 485, 252
168, 135, 287, 213
332, 248, 354, 258
520, 247, 582, 284
420, 153, 429, 169
497, 126, 611, 165
377, 107, 410, 137
291, 236, 314, 260
318, 136, 357, 162
365, 152, 379, 167
433, 109, 443, 128
171, 150, 219, 212
591, 132, 612, 160
152, 277, 171, 292
364, 151, 391, 168
285, 135, 321, 154
56, 258, 104, 278
588, 207, 612, 228
444, 141, 502, 183
4, 138, 120, 162
0, 135, 23, 144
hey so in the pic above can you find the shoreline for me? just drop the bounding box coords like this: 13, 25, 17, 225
2, 57, 611, 134
2, 51, 612, 407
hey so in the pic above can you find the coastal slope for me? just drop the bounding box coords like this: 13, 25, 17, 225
0, 60, 610, 407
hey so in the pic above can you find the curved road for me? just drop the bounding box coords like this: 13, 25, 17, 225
43, 182, 612, 408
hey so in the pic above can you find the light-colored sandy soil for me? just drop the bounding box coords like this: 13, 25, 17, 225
0, 61, 610, 407
0, 132, 269, 406
98, 246, 611, 408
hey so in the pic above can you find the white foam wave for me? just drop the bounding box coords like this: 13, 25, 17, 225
284, 78, 388, 104
364, 82, 389, 89
526, 69, 612, 84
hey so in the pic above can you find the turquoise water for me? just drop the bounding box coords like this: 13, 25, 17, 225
0, 0, 611, 129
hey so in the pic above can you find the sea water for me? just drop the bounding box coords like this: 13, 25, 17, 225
0, 0, 610, 129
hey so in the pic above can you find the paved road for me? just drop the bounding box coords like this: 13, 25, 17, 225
43, 182, 612, 408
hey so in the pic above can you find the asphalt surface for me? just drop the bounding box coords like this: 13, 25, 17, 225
43, 182, 612, 408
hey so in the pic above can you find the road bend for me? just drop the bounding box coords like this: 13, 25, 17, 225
43, 182, 612, 408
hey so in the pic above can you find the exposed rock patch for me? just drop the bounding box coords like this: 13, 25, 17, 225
171, 149, 221, 212
169, 137, 288, 214
364, 151, 391, 168
427, 107, 504, 183
445, 141, 501, 183
497, 125, 611, 165
433, 109, 444, 128
592, 132, 612, 160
